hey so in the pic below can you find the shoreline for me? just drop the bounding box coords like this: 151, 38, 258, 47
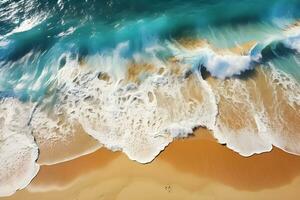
4, 128, 300, 200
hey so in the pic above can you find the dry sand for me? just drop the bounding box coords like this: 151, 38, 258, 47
3, 128, 300, 200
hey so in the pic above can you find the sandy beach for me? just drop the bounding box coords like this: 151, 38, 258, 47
3, 128, 300, 200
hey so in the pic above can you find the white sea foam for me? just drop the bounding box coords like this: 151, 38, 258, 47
203, 49, 252, 78
0, 99, 39, 197
0, 13, 48, 40
282, 24, 300, 52
265, 66, 300, 155
23, 39, 299, 164
168, 39, 300, 157
42, 42, 217, 163
268, 63, 300, 107
211, 78, 273, 156
168, 42, 254, 79
76, 73, 216, 163
31, 106, 76, 145
209, 66, 300, 157
10, 16, 43, 34
284, 35, 300, 53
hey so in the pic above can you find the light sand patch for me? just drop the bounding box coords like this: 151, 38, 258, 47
177, 38, 256, 55
126, 62, 157, 84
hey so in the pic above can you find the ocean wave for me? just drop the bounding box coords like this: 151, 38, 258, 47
1, 29, 300, 195
43, 43, 218, 163
168, 41, 256, 79
0, 99, 39, 197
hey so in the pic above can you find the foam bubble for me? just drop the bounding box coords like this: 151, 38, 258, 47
0, 99, 39, 197
48, 47, 217, 163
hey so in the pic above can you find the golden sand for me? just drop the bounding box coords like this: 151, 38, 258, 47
3, 129, 300, 200
177, 38, 210, 49
126, 61, 185, 84
228, 41, 257, 55
126, 62, 157, 83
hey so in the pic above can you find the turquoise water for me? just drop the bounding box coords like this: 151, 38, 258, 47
0, 0, 300, 101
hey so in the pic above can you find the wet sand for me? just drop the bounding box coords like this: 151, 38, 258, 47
4, 128, 300, 200
177, 37, 257, 55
